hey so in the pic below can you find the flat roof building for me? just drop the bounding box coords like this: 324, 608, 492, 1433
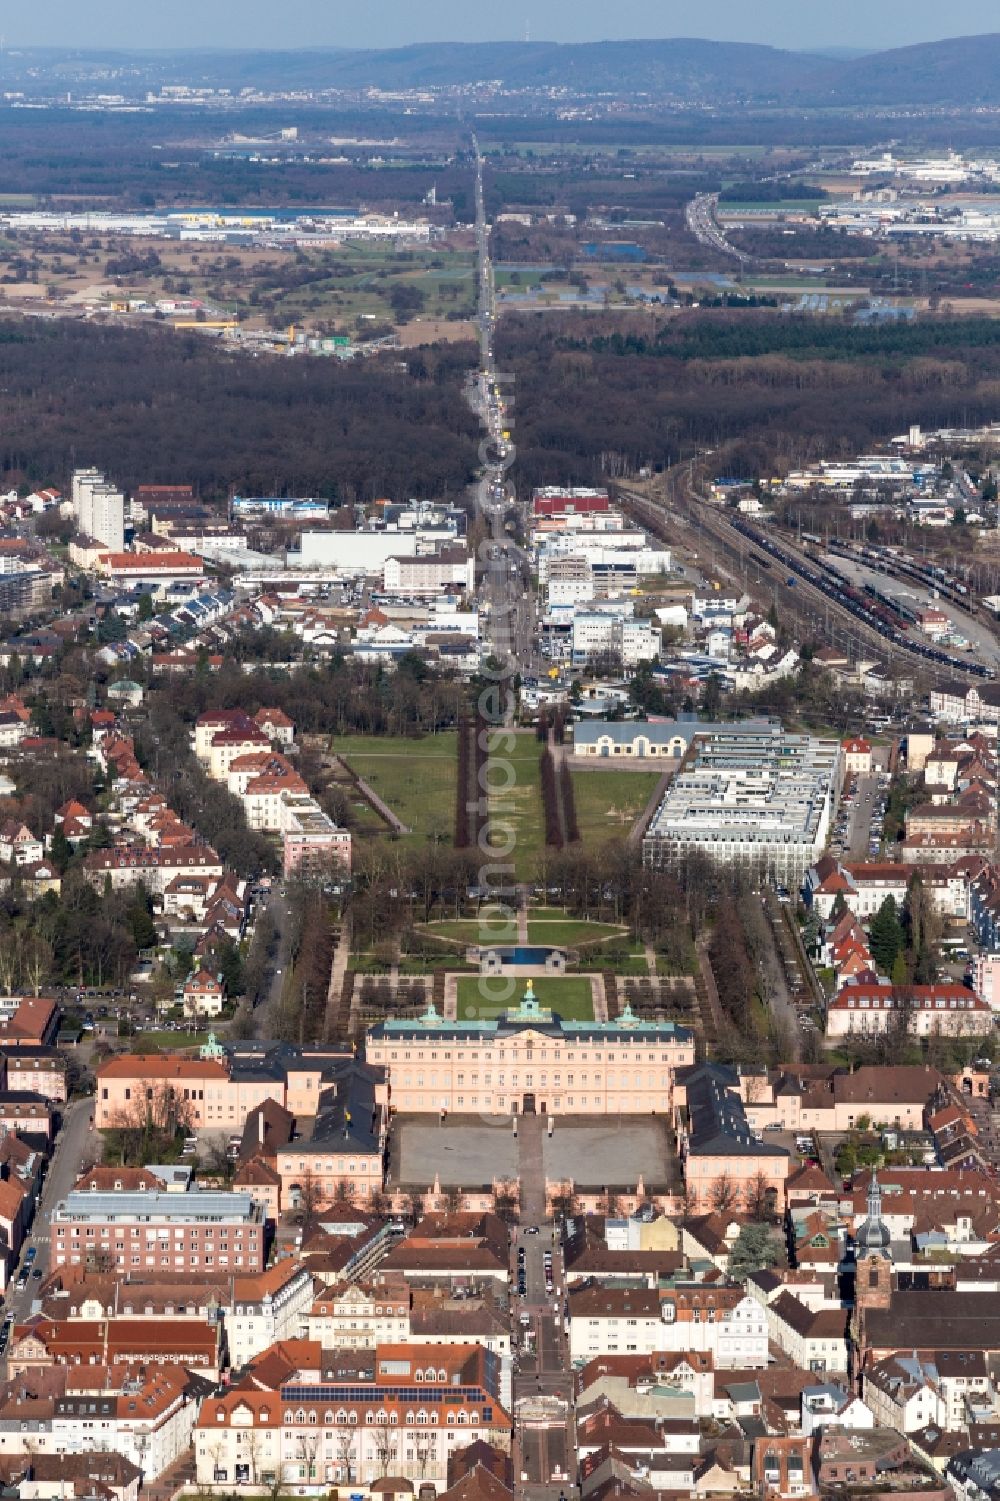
50, 1189, 266, 1273
642, 720, 841, 885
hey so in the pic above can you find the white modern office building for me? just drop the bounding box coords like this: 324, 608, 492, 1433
642, 721, 841, 884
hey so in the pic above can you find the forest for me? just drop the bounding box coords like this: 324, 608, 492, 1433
496, 310, 1000, 489
0, 320, 478, 499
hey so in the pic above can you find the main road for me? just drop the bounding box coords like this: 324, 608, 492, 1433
469, 136, 540, 684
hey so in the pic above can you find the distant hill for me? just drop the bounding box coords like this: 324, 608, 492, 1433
5, 34, 1000, 109
2, 41, 817, 100
812, 33, 1000, 106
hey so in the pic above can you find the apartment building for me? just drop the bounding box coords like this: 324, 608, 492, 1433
365, 993, 694, 1118
195, 710, 349, 876
306, 1281, 412, 1350
805, 856, 971, 922
194, 1342, 511, 1491
227, 1260, 316, 1372
826, 982, 994, 1039
83, 845, 225, 894
0, 1366, 198, 1479
52, 1368, 198, 1478
279, 791, 352, 878
864, 1351, 989, 1434
50, 1189, 266, 1274
2, 1048, 67, 1101
643, 721, 841, 886
72, 468, 125, 552
0, 559, 54, 617
183, 969, 226, 1019
567, 1281, 768, 1369
766, 1292, 849, 1374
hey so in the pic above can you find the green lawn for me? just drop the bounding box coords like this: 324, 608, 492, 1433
526, 919, 627, 946
330, 732, 458, 844
421, 918, 518, 945
570, 769, 662, 849
134, 1031, 209, 1049
484, 731, 545, 879
456, 974, 595, 1021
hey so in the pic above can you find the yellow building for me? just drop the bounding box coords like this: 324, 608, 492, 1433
365, 988, 695, 1118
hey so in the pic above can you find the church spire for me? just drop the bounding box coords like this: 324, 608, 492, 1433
857, 1169, 891, 1260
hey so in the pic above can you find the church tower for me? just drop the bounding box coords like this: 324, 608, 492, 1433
851, 1171, 893, 1384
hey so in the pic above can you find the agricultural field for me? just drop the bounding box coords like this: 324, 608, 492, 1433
330, 732, 458, 844
456, 974, 596, 1021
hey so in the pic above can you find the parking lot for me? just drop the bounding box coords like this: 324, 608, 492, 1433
830, 771, 889, 861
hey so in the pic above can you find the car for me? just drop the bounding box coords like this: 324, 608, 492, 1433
525, 1225, 540, 1235
763, 1123, 783, 1133
31, 1267, 42, 1279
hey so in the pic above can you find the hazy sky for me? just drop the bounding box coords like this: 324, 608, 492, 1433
10, 0, 999, 52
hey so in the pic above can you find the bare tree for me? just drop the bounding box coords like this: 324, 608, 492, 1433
744, 1170, 777, 1224
678, 1179, 699, 1218
21, 934, 52, 997
708, 1173, 741, 1214
335, 1429, 357, 1484
295, 1167, 323, 1227
372, 1415, 396, 1478
294, 1433, 320, 1485
0, 933, 19, 995
549, 1184, 579, 1223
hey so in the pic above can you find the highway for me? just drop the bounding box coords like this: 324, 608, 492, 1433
685, 191, 753, 264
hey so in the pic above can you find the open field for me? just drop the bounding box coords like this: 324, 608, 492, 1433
0, 233, 476, 341
330, 732, 458, 843
570, 768, 662, 848
456, 974, 595, 1021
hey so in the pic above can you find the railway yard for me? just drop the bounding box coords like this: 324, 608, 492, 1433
617, 469, 1000, 688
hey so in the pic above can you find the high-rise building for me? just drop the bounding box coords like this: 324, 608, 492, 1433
72, 467, 125, 551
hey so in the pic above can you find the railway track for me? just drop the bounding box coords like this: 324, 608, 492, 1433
615, 475, 993, 687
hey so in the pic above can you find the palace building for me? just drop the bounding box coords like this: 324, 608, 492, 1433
364, 987, 695, 1117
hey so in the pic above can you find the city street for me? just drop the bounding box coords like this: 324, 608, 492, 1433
511, 1218, 575, 1501
5, 1097, 93, 1326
